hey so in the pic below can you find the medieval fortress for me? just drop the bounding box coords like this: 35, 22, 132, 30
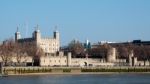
7, 26, 150, 67
15, 26, 60, 54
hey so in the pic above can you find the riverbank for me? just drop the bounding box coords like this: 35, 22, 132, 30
2, 66, 150, 76
7, 72, 150, 76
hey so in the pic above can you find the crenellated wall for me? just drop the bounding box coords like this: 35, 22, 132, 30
39, 51, 115, 67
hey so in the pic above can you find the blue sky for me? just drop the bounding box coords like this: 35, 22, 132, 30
0, 0, 150, 45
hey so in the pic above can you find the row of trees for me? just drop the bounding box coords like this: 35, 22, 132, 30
67, 40, 85, 58
114, 44, 150, 60
64, 40, 150, 61
0, 39, 43, 66
64, 40, 112, 58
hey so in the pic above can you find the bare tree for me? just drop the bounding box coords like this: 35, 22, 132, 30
88, 44, 112, 58
0, 39, 14, 66
22, 42, 44, 66
68, 40, 85, 58
13, 43, 29, 66
0, 38, 44, 66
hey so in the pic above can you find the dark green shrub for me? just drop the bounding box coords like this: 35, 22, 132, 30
63, 69, 71, 72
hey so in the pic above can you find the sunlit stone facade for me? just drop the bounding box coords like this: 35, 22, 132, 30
15, 26, 60, 54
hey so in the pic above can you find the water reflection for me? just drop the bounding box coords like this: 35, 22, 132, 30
0, 74, 150, 84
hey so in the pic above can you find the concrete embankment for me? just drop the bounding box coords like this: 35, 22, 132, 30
2, 66, 150, 75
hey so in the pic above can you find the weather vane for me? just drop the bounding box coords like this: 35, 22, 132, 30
35, 24, 39, 31
17, 26, 19, 32
55, 25, 58, 31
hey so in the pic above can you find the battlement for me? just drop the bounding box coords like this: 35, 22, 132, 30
42, 37, 54, 40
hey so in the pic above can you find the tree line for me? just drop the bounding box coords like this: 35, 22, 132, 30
0, 38, 43, 66
63, 40, 150, 61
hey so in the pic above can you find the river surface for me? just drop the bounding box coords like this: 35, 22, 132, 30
0, 73, 150, 84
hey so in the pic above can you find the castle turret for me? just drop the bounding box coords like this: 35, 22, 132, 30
15, 27, 21, 42
107, 48, 116, 63
67, 52, 72, 67
53, 26, 59, 40
33, 25, 41, 43
53, 26, 60, 52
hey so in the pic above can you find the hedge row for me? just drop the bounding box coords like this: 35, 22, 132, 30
81, 68, 150, 72
3, 68, 52, 74
3, 68, 150, 74
63, 69, 71, 72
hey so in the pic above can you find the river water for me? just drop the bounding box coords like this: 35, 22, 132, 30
0, 73, 150, 84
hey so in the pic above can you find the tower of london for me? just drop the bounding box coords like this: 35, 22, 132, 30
15, 25, 60, 54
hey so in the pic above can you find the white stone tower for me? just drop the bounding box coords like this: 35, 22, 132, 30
14, 24, 60, 54
15, 27, 21, 42
33, 25, 41, 44
107, 48, 116, 63
53, 26, 59, 40
53, 26, 60, 52
67, 52, 72, 67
